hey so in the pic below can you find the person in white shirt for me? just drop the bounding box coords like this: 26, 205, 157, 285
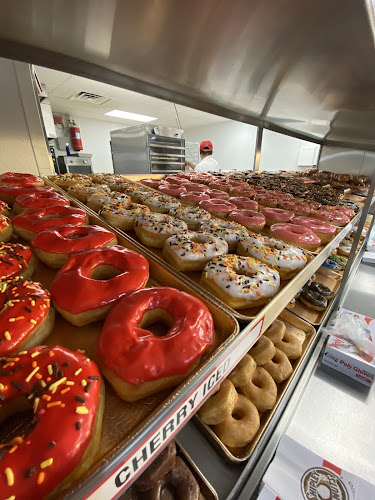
185, 140, 219, 173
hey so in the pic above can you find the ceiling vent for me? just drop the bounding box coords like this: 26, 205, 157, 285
69, 91, 110, 105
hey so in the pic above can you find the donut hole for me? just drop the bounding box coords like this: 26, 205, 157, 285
234, 267, 255, 278
66, 234, 85, 240
138, 308, 174, 337
0, 397, 33, 459
42, 214, 64, 220
90, 265, 123, 281
232, 408, 245, 421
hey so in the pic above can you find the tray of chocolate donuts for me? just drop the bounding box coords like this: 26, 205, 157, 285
194, 310, 316, 462
0, 172, 239, 499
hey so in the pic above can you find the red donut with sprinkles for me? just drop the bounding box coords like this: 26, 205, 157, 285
0, 215, 13, 243
0, 243, 36, 280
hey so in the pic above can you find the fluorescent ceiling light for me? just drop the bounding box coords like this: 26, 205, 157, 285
105, 110, 157, 122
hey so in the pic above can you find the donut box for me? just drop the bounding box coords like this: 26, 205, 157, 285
195, 310, 316, 462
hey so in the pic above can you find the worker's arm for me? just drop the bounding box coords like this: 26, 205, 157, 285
185, 160, 196, 170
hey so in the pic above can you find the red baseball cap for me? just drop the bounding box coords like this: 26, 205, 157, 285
200, 140, 213, 152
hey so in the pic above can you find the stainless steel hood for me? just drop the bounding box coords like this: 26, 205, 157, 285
1, 0, 375, 149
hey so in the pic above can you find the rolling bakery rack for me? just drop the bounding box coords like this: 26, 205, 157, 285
2, 1, 375, 498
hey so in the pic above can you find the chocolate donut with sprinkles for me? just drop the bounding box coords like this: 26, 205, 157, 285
0, 345, 104, 500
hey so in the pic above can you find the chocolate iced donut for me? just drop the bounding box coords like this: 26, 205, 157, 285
300, 288, 327, 311
309, 282, 334, 298
134, 441, 176, 491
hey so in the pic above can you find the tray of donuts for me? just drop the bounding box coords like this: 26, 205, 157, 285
0, 172, 240, 500
46, 176, 314, 324
194, 310, 316, 462
120, 439, 218, 500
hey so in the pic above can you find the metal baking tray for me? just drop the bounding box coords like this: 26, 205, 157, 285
120, 440, 218, 500
194, 309, 316, 462
287, 266, 342, 325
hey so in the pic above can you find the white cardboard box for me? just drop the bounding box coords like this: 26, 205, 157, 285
321, 308, 375, 387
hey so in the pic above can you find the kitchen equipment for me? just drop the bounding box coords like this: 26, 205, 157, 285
56, 154, 93, 174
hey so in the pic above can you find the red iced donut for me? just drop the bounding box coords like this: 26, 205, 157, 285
164, 176, 190, 185
184, 183, 207, 192
32, 225, 118, 268
13, 191, 70, 214
260, 207, 294, 226
50, 245, 149, 326
0, 185, 54, 206
141, 178, 167, 189
180, 191, 210, 206
0, 200, 9, 216
158, 183, 187, 197
13, 206, 88, 241
199, 199, 237, 218
205, 189, 230, 199
228, 197, 258, 210
0, 172, 43, 186
228, 209, 266, 231
270, 223, 321, 251
0, 345, 104, 500
292, 216, 336, 244
0, 215, 13, 243
98, 287, 214, 401
0, 243, 36, 279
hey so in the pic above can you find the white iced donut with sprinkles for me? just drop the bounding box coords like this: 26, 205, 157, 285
134, 213, 188, 248
99, 203, 150, 231
163, 231, 228, 271
169, 206, 211, 230
200, 219, 248, 252
237, 233, 307, 280
200, 254, 280, 309
143, 195, 181, 214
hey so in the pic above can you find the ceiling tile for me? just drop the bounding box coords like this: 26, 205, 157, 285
34, 66, 70, 86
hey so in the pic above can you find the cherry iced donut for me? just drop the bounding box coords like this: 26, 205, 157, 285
249, 336, 276, 365
50, 246, 149, 326
198, 379, 238, 425
200, 219, 247, 252
201, 255, 280, 309
199, 199, 237, 218
228, 197, 258, 210
240, 367, 277, 412
163, 231, 228, 271
292, 216, 336, 244
100, 202, 150, 231
228, 354, 256, 388
213, 395, 260, 447
134, 213, 188, 248
0, 200, 9, 216
32, 225, 118, 268
180, 191, 210, 206
13, 191, 70, 214
237, 233, 307, 280
158, 183, 187, 197
98, 287, 214, 401
270, 223, 321, 251
229, 209, 266, 231
13, 205, 88, 241
260, 207, 294, 226
0, 243, 36, 280
0, 345, 104, 500
0, 185, 54, 206
0, 277, 55, 356
143, 194, 181, 213
264, 319, 286, 343
169, 206, 211, 230
0, 215, 13, 243
275, 330, 303, 360
0, 172, 43, 186
263, 348, 293, 383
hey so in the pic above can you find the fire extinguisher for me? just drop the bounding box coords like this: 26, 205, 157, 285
69, 119, 83, 151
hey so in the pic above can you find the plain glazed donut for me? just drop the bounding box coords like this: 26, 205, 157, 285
98, 287, 214, 401
0, 172, 43, 186
240, 367, 277, 412
248, 336, 276, 365
0, 243, 36, 280
134, 441, 176, 491
270, 223, 321, 251
275, 331, 303, 360
227, 197, 258, 210
169, 206, 211, 230
198, 379, 238, 425
0, 345, 104, 500
227, 354, 256, 388
228, 209, 266, 231
199, 199, 237, 218
13, 191, 70, 214
179, 192, 210, 207
50, 245, 149, 326
260, 207, 294, 226
134, 213, 188, 248
264, 319, 286, 343
32, 224, 118, 268
213, 395, 260, 447
263, 348, 293, 383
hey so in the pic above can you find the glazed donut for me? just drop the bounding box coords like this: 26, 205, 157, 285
263, 348, 293, 383
270, 223, 321, 251
0, 185, 54, 206
143, 195, 181, 214
50, 245, 149, 326
67, 184, 110, 203
32, 225, 118, 268
158, 183, 187, 197
214, 395, 260, 447
292, 216, 336, 244
0, 172, 43, 186
13, 191, 70, 214
0, 243, 36, 280
264, 319, 286, 343
86, 192, 131, 212
227, 354, 256, 388
201, 255, 280, 309
13, 206, 88, 241
134, 441, 176, 492
179, 191, 210, 206
205, 189, 230, 199
134, 213, 188, 248
98, 287, 214, 401
0, 345, 104, 500
184, 183, 207, 192
199, 199, 237, 218
260, 207, 294, 226
163, 231, 228, 271
228, 197, 258, 210
248, 336, 276, 365
198, 379, 238, 425
141, 178, 167, 189
300, 288, 327, 311
228, 209, 266, 231
100, 202, 150, 231
200, 219, 247, 252
0, 200, 9, 216
237, 233, 307, 280
240, 367, 277, 412
0, 215, 13, 243
169, 206, 211, 230
275, 331, 303, 360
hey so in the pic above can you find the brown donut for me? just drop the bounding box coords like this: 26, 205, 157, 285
275, 331, 303, 360
240, 367, 277, 412
264, 319, 286, 343
263, 348, 293, 383
198, 379, 238, 425
134, 441, 176, 491
228, 354, 256, 387
248, 335, 276, 365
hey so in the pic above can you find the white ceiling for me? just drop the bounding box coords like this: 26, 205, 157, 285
34, 66, 228, 129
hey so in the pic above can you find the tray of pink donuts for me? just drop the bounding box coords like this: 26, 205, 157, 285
0, 172, 239, 500
194, 310, 316, 462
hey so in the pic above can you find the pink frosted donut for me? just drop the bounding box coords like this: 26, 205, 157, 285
184, 183, 207, 192
292, 216, 336, 244
180, 191, 210, 206
229, 187, 255, 198
255, 194, 278, 208
278, 200, 296, 211
260, 207, 294, 226
313, 209, 350, 227
270, 223, 321, 251
159, 183, 187, 197
141, 178, 166, 189
205, 189, 230, 199
199, 199, 237, 218
229, 209, 266, 231
208, 181, 231, 192
164, 176, 190, 185
228, 197, 258, 210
